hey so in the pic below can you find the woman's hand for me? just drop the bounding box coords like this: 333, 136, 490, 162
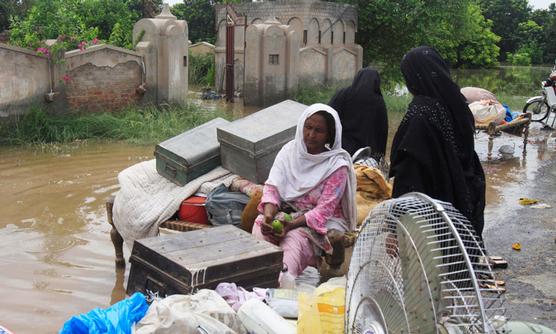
262, 203, 278, 236
283, 215, 306, 234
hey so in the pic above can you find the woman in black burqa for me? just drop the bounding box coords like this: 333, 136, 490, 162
389, 46, 486, 237
329, 67, 388, 158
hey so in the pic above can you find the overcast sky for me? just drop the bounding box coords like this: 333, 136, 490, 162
529, 0, 555, 9
164, 0, 554, 9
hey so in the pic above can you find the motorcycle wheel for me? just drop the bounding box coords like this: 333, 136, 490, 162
523, 99, 550, 122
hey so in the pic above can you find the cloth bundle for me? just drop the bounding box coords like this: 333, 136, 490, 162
469, 100, 506, 126
354, 164, 392, 225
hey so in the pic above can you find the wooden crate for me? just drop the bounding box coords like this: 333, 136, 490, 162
126, 225, 283, 296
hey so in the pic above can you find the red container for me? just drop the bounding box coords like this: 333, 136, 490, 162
178, 196, 209, 225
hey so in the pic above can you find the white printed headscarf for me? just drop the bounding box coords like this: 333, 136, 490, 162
266, 103, 357, 231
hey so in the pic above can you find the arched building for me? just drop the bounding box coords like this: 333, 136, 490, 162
214, 0, 363, 106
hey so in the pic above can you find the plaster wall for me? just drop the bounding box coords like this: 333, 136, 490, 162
0, 44, 50, 117
1, 5, 190, 116
215, 0, 362, 105
189, 42, 215, 56
298, 47, 326, 85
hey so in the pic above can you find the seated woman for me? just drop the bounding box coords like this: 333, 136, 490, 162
252, 103, 357, 286
389, 46, 486, 238
329, 67, 388, 158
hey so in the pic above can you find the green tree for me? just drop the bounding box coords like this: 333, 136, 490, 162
479, 0, 530, 61
0, 0, 33, 33
170, 0, 242, 44
9, 0, 98, 48
9, 0, 162, 50
338, 0, 499, 70
128, 0, 162, 19
454, 2, 500, 67
171, 0, 217, 44
532, 4, 556, 63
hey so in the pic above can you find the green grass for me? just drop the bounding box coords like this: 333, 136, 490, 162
0, 104, 229, 145
189, 53, 215, 87
293, 84, 411, 114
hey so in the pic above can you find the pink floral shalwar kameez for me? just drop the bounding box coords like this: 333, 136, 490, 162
252, 166, 349, 277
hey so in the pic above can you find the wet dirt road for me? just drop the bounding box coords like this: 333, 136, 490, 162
0, 118, 555, 333
479, 125, 556, 328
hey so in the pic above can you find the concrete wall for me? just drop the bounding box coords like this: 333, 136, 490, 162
64, 45, 143, 112
244, 20, 300, 107
1, 4, 190, 117
0, 44, 50, 117
133, 4, 188, 105
189, 42, 215, 56
215, 0, 362, 105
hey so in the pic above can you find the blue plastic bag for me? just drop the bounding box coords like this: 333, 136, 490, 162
59, 292, 148, 334
503, 103, 514, 122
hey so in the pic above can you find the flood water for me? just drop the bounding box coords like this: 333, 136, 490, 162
1, 70, 556, 333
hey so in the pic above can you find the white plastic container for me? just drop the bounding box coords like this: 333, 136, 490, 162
237, 299, 296, 334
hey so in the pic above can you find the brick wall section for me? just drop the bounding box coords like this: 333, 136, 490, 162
65, 61, 142, 112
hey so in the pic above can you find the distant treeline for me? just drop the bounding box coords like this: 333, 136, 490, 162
2, 0, 555, 68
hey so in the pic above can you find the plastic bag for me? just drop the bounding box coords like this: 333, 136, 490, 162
59, 292, 148, 334
237, 299, 296, 334
266, 288, 299, 319
135, 290, 245, 334
469, 100, 506, 125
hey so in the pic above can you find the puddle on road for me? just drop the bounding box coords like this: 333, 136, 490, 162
0, 114, 555, 333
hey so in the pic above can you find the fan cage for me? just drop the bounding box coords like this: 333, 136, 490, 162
346, 193, 506, 334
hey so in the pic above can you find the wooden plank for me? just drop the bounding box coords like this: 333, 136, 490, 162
165, 237, 280, 267
134, 229, 248, 258
138, 225, 243, 252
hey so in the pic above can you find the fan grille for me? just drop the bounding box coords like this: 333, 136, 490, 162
346, 193, 506, 334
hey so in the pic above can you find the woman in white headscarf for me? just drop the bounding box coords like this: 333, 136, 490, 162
252, 103, 357, 285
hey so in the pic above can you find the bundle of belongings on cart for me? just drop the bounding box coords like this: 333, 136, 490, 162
461, 86, 523, 126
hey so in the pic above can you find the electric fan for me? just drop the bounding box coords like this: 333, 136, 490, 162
346, 192, 555, 334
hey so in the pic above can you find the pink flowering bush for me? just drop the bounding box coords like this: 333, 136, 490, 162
34, 35, 99, 86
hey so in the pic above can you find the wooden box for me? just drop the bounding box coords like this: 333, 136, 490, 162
217, 100, 306, 183
126, 225, 283, 296
154, 117, 230, 186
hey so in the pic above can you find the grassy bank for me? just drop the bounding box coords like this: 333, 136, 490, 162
0, 104, 228, 146
293, 84, 412, 114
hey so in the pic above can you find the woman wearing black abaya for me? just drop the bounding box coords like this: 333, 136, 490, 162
389, 46, 486, 237
329, 67, 388, 157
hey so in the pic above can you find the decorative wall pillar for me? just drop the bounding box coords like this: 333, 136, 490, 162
133, 4, 188, 105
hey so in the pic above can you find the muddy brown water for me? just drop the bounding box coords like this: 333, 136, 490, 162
1, 113, 555, 333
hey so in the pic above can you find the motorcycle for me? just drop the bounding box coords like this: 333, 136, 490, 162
523, 61, 556, 126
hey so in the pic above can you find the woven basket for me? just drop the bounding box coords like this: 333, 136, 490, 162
160, 220, 212, 232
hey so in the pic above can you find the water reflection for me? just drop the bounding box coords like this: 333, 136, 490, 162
452, 66, 551, 97
188, 88, 260, 119
0, 142, 152, 333
111, 268, 126, 305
